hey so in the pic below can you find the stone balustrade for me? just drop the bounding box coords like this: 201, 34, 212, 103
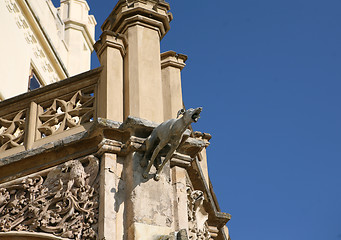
0, 67, 101, 159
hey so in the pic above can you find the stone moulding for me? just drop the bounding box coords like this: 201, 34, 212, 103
0, 116, 206, 186
0, 231, 68, 239
0, 155, 99, 240
102, 0, 173, 39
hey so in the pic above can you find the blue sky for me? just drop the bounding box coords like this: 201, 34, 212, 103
53, 0, 341, 239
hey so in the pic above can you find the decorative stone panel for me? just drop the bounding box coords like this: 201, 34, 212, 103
38, 89, 95, 138
0, 155, 99, 239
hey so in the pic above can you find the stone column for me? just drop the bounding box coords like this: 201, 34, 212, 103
94, 31, 127, 122
98, 153, 118, 240
161, 51, 187, 120
98, 152, 126, 240
101, 0, 173, 123
172, 166, 189, 232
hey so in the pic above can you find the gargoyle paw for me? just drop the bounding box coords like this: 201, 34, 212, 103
142, 172, 149, 179
154, 174, 160, 181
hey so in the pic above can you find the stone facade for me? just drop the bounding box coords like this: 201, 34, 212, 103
0, 0, 96, 99
0, 0, 231, 239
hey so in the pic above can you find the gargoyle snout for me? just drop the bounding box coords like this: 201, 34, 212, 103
191, 107, 202, 123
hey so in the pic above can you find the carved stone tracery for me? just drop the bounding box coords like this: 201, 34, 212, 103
0, 110, 26, 152
38, 89, 95, 138
0, 156, 99, 239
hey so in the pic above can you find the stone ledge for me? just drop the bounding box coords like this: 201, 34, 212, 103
0, 116, 209, 184
0, 232, 69, 240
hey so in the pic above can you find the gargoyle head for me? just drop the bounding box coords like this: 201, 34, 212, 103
178, 107, 202, 123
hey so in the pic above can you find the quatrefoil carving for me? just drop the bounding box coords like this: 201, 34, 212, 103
38, 90, 94, 137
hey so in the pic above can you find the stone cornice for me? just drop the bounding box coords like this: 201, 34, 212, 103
161, 51, 188, 70
102, 0, 172, 39
0, 116, 208, 184
161, 51, 188, 62
0, 231, 67, 240
60, 0, 90, 11
94, 31, 128, 58
119, 15, 166, 38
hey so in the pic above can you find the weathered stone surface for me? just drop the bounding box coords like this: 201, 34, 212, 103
160, 229, 189, 240
126, 153, 173, 228
177, 229, 189, 240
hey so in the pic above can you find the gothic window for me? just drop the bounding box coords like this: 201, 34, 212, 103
28, 69, 42, 91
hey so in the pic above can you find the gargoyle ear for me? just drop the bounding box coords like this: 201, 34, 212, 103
177, 109, 185, 118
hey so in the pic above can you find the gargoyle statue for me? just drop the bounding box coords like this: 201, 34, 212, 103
140, 107, 202, 181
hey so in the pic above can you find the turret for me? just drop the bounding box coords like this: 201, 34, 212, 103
59, 0, 96, 76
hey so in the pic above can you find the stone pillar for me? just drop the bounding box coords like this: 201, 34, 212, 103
94, 31, 127, 122
161, 51, 187, 120
101, 0, 173, 123
99, 153, 118, 240
172, 166, 189, 232
98, 152, 125, 240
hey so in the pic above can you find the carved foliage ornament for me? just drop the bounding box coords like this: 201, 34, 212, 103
0, 156, 99, 239
38, 89, 95, 138
187, 187, 211, 240
0, 110, 26, 152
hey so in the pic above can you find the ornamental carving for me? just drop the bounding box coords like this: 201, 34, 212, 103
187, 187, 211, 240
0, 155, 99, 239
38, 89, 95, 138
0, 110, 26, 152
